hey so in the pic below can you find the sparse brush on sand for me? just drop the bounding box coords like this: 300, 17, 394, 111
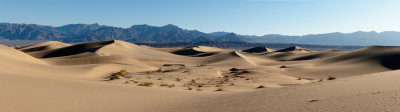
216, 87, 223, 91
138, 82, 154, 87
327, 76, 336, 80
109, 69, 127, 80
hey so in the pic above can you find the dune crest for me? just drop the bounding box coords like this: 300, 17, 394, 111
242, 46, 275, 53
276, 46, 313, 53
169, 46, 223, 57
18, 41, 71, 52
0, 44, 47, 65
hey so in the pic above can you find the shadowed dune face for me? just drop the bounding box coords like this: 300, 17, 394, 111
379, 53, 400, 70
290, 53, 326, 61
242, 46, 275, 53
172, 49, 218, 57
172, 48, 205, 55
318, 46, 400, 70
20, 46, 49, 52
41, 40, 114, 58
170, 46, 221, 57
275, 46, 313, 53
193, 52, 217, 57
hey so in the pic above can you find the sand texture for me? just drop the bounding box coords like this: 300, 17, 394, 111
1, 40, 400, 112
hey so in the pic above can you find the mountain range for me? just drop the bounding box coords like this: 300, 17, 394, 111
0, 23, 399, 46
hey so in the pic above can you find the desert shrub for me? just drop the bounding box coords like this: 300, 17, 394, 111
163, 64, 173, 66
196, 64, 205, 67
161, 69, 172, 73
176, 78, 182, 81
109, 75, 120, 80
108, 69, 128, 80
309, 99, 318, 102
119, 69, 127, 76
187, 87, 193, 90
109, 73, 123, 80
280, 65, 287, 68
168, 84, 175, 88
176, 64, 185, 66
257, 85, 265, 89
163, 64, 185, 67
219, 79, 225, 84
230, 83, 235, 86
241, 69, 250, 73
160, 83, 169, 86
230, 68, 250, 75
156, 68, 162, 72
161, 83, 175, 88
182, 69, 190, 73
327, 76, 336, 80
138, 82, 153, 87
298, 76, 302, 80
145, 71, 153, 74
229, 68, 239, 72
197, 84, 203, 88
224, 77, 230, 81
216, 87, 223, 91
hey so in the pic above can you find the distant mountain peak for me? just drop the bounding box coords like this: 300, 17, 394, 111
161, 24, 181, 30
163, 24, 178, 28
129, 24, 152, 28
209, 32, 231, 37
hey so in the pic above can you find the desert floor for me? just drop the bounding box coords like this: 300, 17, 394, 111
1, 40, 400, 112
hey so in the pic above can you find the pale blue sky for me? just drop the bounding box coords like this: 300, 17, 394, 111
1, 0, 399, 36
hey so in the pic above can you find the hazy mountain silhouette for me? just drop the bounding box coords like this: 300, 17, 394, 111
247, 31, 400, 46
0, 23, 400, 46
0, 23, 243, 43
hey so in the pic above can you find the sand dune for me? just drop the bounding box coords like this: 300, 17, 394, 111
0, 44, 46, 64
1, 40, 400, 112
319, 46, 400, 69
242, 46, 275, 53
288, 49, 346, 61
275, 45, 314, 53
163, 46, 224, 57
18, 41, 70, 53
170, 70, 400, 112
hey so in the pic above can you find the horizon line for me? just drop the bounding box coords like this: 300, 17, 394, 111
0, 22, 398, 37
